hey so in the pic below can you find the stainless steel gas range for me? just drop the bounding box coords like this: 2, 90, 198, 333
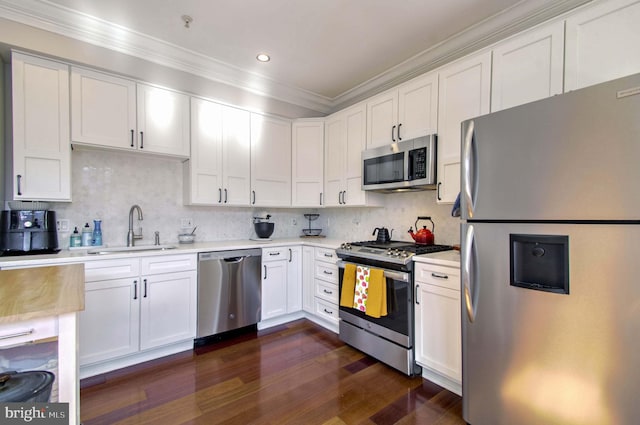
336, 240, 453, 376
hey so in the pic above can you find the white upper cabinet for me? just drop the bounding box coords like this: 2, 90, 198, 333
292, 119, 324, 207
324, 103, 380, 207
136, 83, 190, 157
366, 72, 438, 148
70, 67, 190, 158
10, 52, 71, 201
491, 20, 565, 112
71, 67, 137, 150
565, 0, 640, 91
184, 98, 250, 206
436, 50, 492, 204
250, 114, 292, 207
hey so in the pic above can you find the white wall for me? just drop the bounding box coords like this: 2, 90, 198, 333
50, 149, 460, 248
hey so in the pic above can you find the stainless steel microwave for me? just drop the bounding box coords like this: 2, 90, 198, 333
361, 135, 437, 192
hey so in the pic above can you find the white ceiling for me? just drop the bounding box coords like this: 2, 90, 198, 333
0, 0, 590, 114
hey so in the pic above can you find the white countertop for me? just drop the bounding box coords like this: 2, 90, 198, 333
0, 237, 344, 268
414, 249, 461, 267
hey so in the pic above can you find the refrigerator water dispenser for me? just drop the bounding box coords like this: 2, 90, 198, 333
509, 234, 569, 294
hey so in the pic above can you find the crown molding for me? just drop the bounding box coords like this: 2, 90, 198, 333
0, 0, 593, 116
331, 0, 593, 112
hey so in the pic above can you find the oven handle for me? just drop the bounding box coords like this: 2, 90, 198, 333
336, 260, 410, 282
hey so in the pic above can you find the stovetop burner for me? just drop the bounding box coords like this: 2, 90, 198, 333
337, 240, 454, 266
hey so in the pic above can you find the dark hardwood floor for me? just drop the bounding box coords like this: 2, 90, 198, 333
80, 319, 465, 425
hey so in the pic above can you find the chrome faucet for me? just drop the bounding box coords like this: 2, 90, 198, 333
127, 204, 144, 247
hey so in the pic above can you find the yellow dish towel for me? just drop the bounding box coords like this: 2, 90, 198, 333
340, 263, 357, 307
366, 268, 387, 318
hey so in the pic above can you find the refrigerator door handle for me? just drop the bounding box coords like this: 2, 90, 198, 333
463, 224, 478, 323
462, 120, 476, 218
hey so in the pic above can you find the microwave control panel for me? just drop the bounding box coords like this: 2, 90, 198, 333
408, 147, 427, 180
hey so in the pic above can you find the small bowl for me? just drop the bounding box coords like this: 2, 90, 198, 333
178, 234, 195, 244
302, 228, 322, 237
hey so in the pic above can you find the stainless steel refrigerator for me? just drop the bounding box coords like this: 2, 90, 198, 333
460, 72, 640, 425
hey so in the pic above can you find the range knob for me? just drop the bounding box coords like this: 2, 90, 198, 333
400, 250, 410, 258
340, 243, 352, 250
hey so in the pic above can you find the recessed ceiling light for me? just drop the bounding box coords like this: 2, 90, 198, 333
256, 53, 271, 62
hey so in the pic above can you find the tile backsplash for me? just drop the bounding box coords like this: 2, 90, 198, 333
50, 149, 460, 248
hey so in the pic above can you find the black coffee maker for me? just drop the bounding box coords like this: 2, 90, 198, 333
0, 210, 59, 255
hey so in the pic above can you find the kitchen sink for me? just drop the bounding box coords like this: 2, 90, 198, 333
86, 244, 178, 255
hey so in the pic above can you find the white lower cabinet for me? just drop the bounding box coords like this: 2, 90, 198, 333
307, 247, 339, 330
260, 246, 302, 323
302, 246, 315, 312
79, 254, 197, 375
414, 261, 461, 394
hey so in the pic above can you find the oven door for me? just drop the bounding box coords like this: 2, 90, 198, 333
337, 260, 414, 348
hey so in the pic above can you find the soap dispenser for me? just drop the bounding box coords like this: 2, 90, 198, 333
70, 227, 81, 247
81, 223, 92, 246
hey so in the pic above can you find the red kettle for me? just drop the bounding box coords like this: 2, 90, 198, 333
408, 216, 435, 245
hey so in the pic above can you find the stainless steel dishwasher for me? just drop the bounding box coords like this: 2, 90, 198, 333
196, 248, 262, 342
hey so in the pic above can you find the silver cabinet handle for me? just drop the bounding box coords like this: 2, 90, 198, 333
0, 329, 34, 341
252, 190, 256, 205
323, 289, 333, 294
264, 265, 267, 279
462, 120, 476, 218
415, 284, 420, 305
463, 224, 478, 323
269, 252, 280, 256
130, 129, 135, 147
320, 192, 323, 206
224, 188, 228, 203
16, 174, 22, 196
342, 191, 347, 204
133, 280, 138, 300
289, 248, 292, 262
218, 188, 222, 203
397, 123, 402, 141
324, 253, 333, 258
431, 272, 449, 279
323, 308, 333, 315
143, 278, 148, 298
140, 131, 144, 149
323, 270, 333, 275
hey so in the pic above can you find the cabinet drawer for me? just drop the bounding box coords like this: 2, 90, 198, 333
314, 298, 339, 324
414, 263, 460, 291
0, 317, 58, 348
315, 280, 338, 303
315, 262, 338, 284
262, 247, 288, 262
84, 258, 139, 282
141, 254, 196, 275
315, 248, 337, 263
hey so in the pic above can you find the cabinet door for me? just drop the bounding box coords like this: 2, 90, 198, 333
139, 270, 197, 350
79, 278, 140, 365
222, 105, 251, 206
491, 21, 564, 112
70, 67, 137, 150
250, 114, 292, 206
324, 114, 345, 207
415, 282, 461, 382
186, 97, 223, 205
286, 246, 303, 313
261, 260, 288, 320
11, 53, 71, 201
397, 72, 439, 141
136, 84, 190, 157
366, 90, 398, 148
565, 0, 640, 91
292, 120, 324, 207
437, 51, 491, 204
302, 246, 315, 313
343, 104, 367, 206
